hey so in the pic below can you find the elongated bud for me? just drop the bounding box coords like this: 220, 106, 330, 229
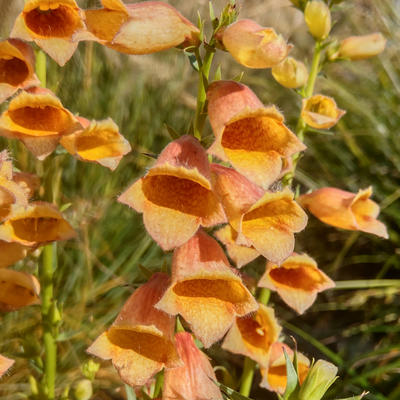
304, 1, 331, 40
338, 33, 386, 60
272, 57, 308, 88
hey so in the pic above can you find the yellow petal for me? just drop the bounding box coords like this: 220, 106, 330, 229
338, 33, 386, 60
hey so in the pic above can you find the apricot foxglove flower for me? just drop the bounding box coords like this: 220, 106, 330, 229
304, 1, 331, 40
0, 241, 29, 268
87, 273, 180, 387
207, 81, 305, 188
0, 39, 39, 104
222, 20, 290, 69
222, 304, 281, 367
163, 332, 223, 400
214, 225, 260, 268
211, 164, 308, 264
259, 253, 335, 314
0, 202, 76, 246
60, 117, 131, 170
299, 186, 388, 238
77, 0, 200, 55
0, 88, 81, 159
11, 0, 85, 66
156, 230, 258, 348
301, 95, 345, 130
272, 57, 309, 89
0, 355, 14, 377
260, 342, 310, 394
118, 135, 225, 250
0, 268, 40, 311
12, 172, 40, 199
338, 33, 386, 60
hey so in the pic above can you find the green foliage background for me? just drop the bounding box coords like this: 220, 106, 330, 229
0, 0, 399, 399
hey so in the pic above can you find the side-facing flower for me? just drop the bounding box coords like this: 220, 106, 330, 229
271, 57, 309, 89
211, 164, 308, 264
77, 0, 200, 55
60, 117, 131, 170
87, 273, 180, 387
118, 135, 226, 250
0, 88, 81, 159
0, 241, 29, 268
301, 95, 345, 130
11, 0, 85, 66
163, 332, 223, 400
259, 253, 335, 314
0, 39, 39, 104
156, 230, 258, 348
0, 268, 40, 311
222, 20, 290, 69
299, 186, 388, 238
222, 304, 281, 367
207, 81, 305, 188
337, 33, 386, 60
260, 342, 310, 394
0, 355, 14, 378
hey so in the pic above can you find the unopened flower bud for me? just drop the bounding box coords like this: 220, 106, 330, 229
272, 57, 309, 88
73, 379, 93, 400
338, 33, 386, 60
305, 1, 331, 40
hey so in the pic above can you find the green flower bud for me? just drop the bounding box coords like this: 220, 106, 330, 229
305, 1, 331, 40
73, 379, 93, 400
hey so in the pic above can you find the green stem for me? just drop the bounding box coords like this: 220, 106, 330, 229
333, 279, 400, 290
35, 50, 47, 87
258, 288, 270, 305
239, 358, 256, 397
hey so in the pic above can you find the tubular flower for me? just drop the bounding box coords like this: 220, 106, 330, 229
214, 225, 260, 268
299, 186, 388, 238
222, 20, 290, 69
0, 202, 76, 246
0, 241, 29, 268
260, 342, 310, 394
207, 81, 306, 188
10, 0, 85, 66
259, 253, 335, 314
0, 39, 39, 104
271, 57, 308, 89
211, 164, 308, 264
0, 355, 14, 377
0, 88, 81, 159
77, 0, 200, 55
156, 230, 258, 348
338, 33, 386, 60
304, 1, 331, 40
222, 304, 281, 367
118, 135, 226, 251
87, 273, 180, 387
301, 95, 345, 130
60, 117, 131, 170
163, 332, 223, 400
0, 268, 40, 311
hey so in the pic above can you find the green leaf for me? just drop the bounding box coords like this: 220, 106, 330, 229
138, 264, 153, 280
164, 123, 181, 140
213, 380, 254, 400
335, 392, 368, 400
214, 65, 222, 81
283, 348, 299, 400
125, 385, 136, 400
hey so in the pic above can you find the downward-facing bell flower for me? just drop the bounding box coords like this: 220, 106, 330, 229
207, 81, 306, 188
87, 273, 180, 387
77, 0, 200, 55
60, 117, 131, 170
0, 39, 39, 104
156, 230, 258, 348
0, 241, 29, 268
11, 0, 85, 66
118, 135, 225, 250
259, 253, 335, 314
222, 20, 290, 69
299, 186, 388, 238
222, 304, 281, 367
0, 268, 40, 311
0, 355, 14, 378
163, 332, 223, 400
211, 164, 308, 264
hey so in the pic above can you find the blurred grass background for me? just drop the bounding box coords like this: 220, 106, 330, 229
0, 0, 399, 399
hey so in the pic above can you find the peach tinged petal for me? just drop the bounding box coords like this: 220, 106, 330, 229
0, 355, 14, 378
338, 33, 386, 60
0, 240, 29, 268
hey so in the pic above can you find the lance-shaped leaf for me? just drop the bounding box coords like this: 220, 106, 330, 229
163, 332, 223, 400
259, 253, 335, 314
87, 273, 180, 387
222, 303, 281, 367
60, 117, 131, 170
0, 88, 81, 159
211, 164, 308, 264
0, 202, 76, 246
0, 269, 40, 311
11, 0, 85, 66
77, 0, 200, 55
0, 241, 29, 268
207, 81, 305, 188
0, 355, 14, 377
0, 39, 39, 104
260, 342, 310, 394
301, 95, 345, 130
119, 135, 226, 250
222, 20, 290, 69
299, 186, 388, 238
156, 229, 258, 348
